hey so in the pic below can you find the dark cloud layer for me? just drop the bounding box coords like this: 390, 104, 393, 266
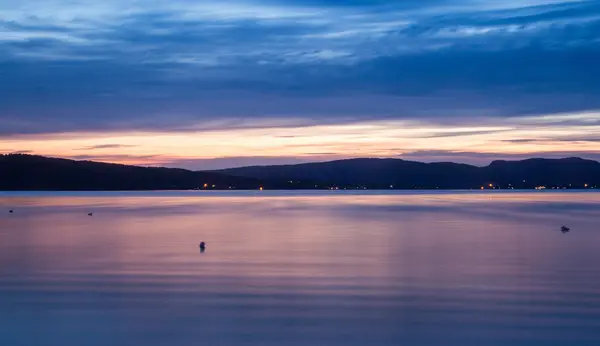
1, 0, 599, 163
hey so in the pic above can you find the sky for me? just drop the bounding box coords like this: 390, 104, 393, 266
1, 0, 599, 169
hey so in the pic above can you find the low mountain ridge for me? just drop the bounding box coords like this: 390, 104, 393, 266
0, 154, 271, 190
1, 154, 598, 190
218, 157, 600, 189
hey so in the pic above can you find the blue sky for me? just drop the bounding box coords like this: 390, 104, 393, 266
1, 0, 599, 168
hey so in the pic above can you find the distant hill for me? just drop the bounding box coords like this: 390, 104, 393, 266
218, 157, 600, 189
1, 154, 599, 190
0, 154, 288, 191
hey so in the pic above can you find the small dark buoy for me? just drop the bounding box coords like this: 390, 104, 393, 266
88, 212, 93, 216
199, 242, 206, 252
9, 210, 13, 213
561, 225, 570, 233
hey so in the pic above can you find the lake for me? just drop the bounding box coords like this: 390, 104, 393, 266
1, 191, 600, 346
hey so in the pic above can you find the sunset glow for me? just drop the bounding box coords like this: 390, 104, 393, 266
2, 112, 599, 169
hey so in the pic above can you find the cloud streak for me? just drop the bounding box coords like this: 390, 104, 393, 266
78, 144, 137, 150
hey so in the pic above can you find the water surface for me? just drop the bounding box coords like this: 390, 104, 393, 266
1, 191, 599, 345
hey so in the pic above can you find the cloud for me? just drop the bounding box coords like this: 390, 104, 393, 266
1, 150, 33, 154
423, 129, 514, 138
66, 154, 160, 165
503, 135, 600, 143
502, 139, 540, 143
78, 144, 137, 150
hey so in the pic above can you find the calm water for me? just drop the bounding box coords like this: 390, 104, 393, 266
1, 191, 600, 346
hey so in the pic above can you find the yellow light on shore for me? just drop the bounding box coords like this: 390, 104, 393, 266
259, 187, 263, 191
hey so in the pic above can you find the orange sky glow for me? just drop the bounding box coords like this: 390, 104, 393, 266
2, 112, 599, 169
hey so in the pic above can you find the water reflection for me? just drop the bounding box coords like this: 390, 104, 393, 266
0, 191, 599, 346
